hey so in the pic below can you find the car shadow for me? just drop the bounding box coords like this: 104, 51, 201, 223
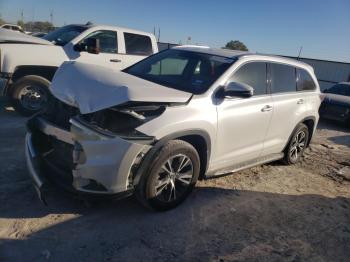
328, 135, 350, 147
1, 187, 349, 262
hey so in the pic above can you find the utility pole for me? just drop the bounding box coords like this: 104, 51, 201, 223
50, 10, 53, 25
297, 46, 303, 60
21, 10, 24, 23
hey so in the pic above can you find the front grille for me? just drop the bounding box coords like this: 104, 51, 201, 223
44, 98, 79, 129
44, 137, 75, 171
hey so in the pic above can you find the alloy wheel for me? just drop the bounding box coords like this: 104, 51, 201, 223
154, 154, 194, 202
289, 130, 306, 161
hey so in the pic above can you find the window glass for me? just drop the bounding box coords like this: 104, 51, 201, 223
81, 30, 118, 53
297, 68, 316, 91
124, 33, 152, 55
125, 49, 234, 94
149, 58, 188, 75
270, 63, 296, 93
3, 25, 10, 29
229, 62, 267, 95
43, 25, 87, 46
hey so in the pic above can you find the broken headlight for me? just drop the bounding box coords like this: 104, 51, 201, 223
78, 102, 166, 137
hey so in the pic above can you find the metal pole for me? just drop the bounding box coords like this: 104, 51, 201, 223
297, 46, 303, 60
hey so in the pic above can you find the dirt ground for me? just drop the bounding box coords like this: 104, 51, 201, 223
0, 97, 349, 262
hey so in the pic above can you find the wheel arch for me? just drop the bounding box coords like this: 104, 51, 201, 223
6, 65, 58, 95
284, 116, 316, 151
133, 129, 211, 186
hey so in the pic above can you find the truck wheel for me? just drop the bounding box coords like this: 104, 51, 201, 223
10, 75, 51, 116
136, 140, 200, 211
283, 123, 309, 165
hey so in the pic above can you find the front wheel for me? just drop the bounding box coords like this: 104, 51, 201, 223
283, 123, 309, 165
136, 140, 200, 211
10, 75, 51, 116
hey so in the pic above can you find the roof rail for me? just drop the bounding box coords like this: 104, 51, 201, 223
178, 45, 210, 49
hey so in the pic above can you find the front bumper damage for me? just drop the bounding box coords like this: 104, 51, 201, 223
25, 116, 154, 203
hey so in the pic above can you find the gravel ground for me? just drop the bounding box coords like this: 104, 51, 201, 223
0, 98, 349, 262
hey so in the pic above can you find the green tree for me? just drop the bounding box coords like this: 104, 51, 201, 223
223, 40, 248, 51
0, 18, 5, 26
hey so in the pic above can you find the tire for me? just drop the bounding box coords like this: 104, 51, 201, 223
10, 75, 51, 116
283, 123, 309, 165
136, 140, 200, 211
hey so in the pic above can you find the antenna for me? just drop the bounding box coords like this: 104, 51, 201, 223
50, 10, 53, 25
297, 46, 303, 60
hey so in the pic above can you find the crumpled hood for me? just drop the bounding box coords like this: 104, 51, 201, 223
51, 61, 192, 114
0, 28, 53, 45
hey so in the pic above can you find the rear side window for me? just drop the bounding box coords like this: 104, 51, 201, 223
270, 63, 296, 93
124, 33, 153, 55
229, 62, 267, 96
297, 68, 316, 91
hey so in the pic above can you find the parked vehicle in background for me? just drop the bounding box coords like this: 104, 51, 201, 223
29, 32, 47, 38
0, 23, 158, 115
319, 82, 350, 125
25, 46, 321, 211
0, 24, 25, 33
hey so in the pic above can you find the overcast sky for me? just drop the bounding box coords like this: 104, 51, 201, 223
1, 0, 349, 62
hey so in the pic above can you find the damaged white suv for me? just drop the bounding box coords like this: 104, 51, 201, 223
25, 46, 321, 210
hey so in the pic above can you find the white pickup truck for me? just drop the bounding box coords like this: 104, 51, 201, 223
0, 23, 158, 115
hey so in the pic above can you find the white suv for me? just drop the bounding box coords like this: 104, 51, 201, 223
25, 46, 321, 210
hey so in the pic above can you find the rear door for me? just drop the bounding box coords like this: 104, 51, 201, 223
262, 63, 305, 155
214, 61, 273, 170
296, 67, 320, 119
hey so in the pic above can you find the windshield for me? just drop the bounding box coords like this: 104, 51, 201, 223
43, 25, 87, 46
124, 49, 235, 94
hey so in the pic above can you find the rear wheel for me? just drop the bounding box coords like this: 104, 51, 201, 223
136, 140, 200, 211
11, 75, 51, 116
283, 123, 309, 165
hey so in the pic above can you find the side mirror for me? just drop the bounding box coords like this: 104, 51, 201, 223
217, 81, 254, 98
75, 38, 100, 54
73, 42, 85, 52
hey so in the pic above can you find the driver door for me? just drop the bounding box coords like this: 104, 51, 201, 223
214, 62, 273, 171
73, 30, 124, 70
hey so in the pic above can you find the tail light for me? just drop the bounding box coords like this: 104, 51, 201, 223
319, 93, 326, 102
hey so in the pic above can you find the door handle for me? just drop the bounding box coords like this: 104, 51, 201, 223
110, 59, 121, 63
297, 99, 304, 104
261, 105, 273, 112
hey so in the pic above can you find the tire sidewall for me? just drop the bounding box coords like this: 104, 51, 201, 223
137, 140, 200, 211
